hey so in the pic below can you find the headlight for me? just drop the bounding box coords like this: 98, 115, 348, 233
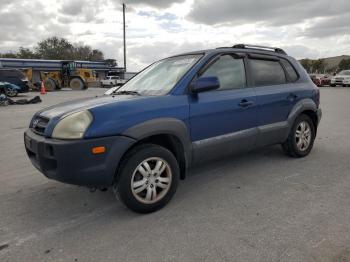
52, 110, 93, 139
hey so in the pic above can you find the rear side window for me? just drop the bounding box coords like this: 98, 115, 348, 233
280, 59, 298, 82
250, 59, 286, 86
201, 55, 246, 90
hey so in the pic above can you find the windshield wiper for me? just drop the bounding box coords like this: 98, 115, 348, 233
112, 90, 141, 96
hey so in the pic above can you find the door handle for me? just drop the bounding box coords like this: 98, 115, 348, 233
239, 99, 254, 108
286, 93, 297, 101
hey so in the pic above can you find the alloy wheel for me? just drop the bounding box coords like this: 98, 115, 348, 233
131, 157, 172, 204
5, 88, 17, 97
295, 121, 312, 151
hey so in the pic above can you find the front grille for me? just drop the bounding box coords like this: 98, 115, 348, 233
32, 116, 49, 135
335, 77, 344, 81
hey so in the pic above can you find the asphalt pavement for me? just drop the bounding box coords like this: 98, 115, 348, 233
0, 87, 350, 262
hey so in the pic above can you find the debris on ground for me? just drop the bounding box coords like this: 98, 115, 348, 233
0, 94, 42, 106
0, 243, 9, 251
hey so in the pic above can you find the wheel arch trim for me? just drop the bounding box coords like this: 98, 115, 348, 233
287, 98, 318, 126
122, 117, 192, 168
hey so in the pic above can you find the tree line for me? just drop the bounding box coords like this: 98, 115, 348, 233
300, 58, 350, 74
0, 37, 104, 61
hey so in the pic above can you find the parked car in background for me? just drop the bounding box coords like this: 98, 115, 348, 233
309, 74, 331, 87
331, 70, 350, 87
0, 81, 22, 97
101, 76, 128, 88
0, 69, 29, 93
25, 44, 322, 213
100, 76, 119, 87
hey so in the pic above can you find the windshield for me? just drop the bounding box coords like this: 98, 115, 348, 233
116, 54, 202, 96
338, 70, 350, 76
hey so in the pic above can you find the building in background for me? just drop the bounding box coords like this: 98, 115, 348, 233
0, 58, 126, 83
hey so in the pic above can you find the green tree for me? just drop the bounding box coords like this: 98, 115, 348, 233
338, 59, 350, 71
0, 37, 105, 61
72, 44, 104, 61
0, 52, 18, 58
35, 37, 74, 60
17, 47, 38, 59
312, 59, 325, 73
300, 59, 312, 73
89, 49, 104, 61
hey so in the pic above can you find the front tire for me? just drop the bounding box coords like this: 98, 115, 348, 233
69, 78, 85, 90
282, 114, 316, 158
4, 86, 18, 97
115, 144, 179, 213
44, 78, 57, 91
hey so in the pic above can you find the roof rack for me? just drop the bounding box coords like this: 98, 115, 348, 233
232, 44, 287, 55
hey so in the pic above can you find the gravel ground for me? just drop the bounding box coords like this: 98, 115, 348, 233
0, 87, 350, 262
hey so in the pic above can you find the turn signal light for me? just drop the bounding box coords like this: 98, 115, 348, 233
92, 146, 106, 154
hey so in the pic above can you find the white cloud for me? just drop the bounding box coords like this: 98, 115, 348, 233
1, 0, 350, 71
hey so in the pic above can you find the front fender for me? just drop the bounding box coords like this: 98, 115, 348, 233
122, 118, 192, 165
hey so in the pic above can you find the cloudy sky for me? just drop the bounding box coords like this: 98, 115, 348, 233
1, 0, 350, 71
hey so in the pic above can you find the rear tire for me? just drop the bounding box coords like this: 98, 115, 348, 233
282, 114, 316, 158
115, 144, 179, 213
69, 78, 85, 90
330, 84, 336, 87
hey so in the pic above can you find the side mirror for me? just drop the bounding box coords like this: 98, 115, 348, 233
191, 76, 220, 93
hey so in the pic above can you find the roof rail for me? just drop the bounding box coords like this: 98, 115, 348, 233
232, 44, 287, 55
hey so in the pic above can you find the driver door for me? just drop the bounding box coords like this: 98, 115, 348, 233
189, 54, 257, 163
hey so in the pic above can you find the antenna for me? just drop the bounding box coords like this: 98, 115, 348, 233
123, 3, 127, 72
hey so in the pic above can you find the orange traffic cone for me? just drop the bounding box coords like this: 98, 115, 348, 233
40, 81, 46, 95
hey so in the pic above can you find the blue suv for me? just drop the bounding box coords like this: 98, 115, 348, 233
24, 44, 322, 213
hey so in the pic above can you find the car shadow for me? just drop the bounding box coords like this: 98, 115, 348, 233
4, 144, 302, 246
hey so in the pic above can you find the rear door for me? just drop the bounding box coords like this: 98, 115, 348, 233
248, 55, 300, 146
189, 54, 257, 163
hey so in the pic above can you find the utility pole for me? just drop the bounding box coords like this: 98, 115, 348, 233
123, 3, 126, 72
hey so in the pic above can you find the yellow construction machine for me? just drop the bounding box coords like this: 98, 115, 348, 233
21, 61, 96, 91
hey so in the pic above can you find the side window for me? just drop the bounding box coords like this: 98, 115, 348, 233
280, 59, 298, 82
250, 59, 286, 86
201, 55, 246, 90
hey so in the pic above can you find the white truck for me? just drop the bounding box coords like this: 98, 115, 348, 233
100, 72, 136, 88
100, 76, 120, 87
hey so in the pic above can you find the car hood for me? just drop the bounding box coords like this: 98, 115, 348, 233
0, 82, 22, 90
37, 95, 139, 119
